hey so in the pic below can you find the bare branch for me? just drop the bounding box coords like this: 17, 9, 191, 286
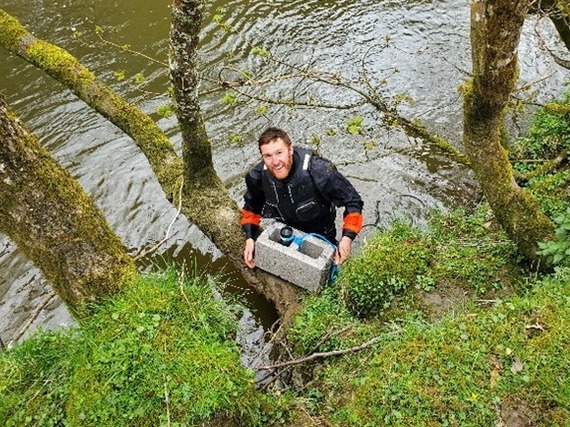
534, 17, 570, 69
95, 28, 168, 67
258, 335, 384, 371
515, 148, 568, 182
134, 178, 184, 261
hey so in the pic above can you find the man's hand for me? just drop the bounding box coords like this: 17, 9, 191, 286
335, 236, 353, 265
243, 238, 256, 269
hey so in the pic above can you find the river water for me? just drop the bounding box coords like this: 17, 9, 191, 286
0, 0, 568, 347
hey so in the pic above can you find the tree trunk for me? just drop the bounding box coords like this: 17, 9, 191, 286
0, 96, 135, 316
169, 0, 301, 318
463, 0, 554, 264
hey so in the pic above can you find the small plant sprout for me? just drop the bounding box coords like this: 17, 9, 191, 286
133, 73, 145, 84
156, 104, 173, 118
221, 93, 238, 105
346, 115, 364, 135
113, 70, 126, 81
537, 208, 570, 266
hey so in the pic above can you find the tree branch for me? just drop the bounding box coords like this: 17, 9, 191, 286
0, 7, 183, 198
515, 148, 568, 182
258, 335, 384, 371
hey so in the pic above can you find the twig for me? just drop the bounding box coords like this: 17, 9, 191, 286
312, 325, 353, 353
8, 291, 57, 347
515, 148, 568, 183
134, 178, 184, 261
299, 405, 326, 427
163, 374, 171, 427
258, 325, 298, 388
534, 17, 570, 70
95, 30, 168, 67
260, 364, 293, 391
525, 322, 545, 332
311, 328, 337, 352
250, 320, 284, 368
258, 335, 384, 371
177, 270, 197, 323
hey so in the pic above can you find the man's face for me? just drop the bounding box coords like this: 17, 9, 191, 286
260, 138, 294, 180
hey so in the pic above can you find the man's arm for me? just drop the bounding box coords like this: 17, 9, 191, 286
241, 165, 265, 268
310, 156, 363, 263
241, 166, 265, 236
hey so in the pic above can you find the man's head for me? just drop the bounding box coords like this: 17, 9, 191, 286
258, 127, 294, 180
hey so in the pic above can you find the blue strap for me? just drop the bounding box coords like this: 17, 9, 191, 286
282, 232, 340, 283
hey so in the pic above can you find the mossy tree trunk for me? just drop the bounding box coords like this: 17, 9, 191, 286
0, 96, 136, 316
463, 0, 554, 264
169, 0, 301, 318
0, 6, 300, 317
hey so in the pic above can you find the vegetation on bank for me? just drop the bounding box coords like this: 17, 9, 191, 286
278, 92, 570, 426
0, 268, 289, 426
2, 94, 570, 426
279, 92, 570, 426
287, 211, 569, 426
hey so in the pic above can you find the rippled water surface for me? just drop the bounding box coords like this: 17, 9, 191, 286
0, 0, 568, 345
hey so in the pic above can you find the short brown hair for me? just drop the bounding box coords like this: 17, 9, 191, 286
258, 127, 292, 150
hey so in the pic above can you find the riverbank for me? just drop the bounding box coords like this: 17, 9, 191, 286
279, 208, 569, 426
1, 204, 568, 426
2, 93, 570, 426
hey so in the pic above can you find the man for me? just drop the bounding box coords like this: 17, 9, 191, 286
241, 127, 363, 269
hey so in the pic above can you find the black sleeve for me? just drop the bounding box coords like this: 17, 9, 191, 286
241, 164, 265, 239
243, 163, 265, 215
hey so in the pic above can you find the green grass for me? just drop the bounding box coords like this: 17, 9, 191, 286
288, 217, 569, 425
329, 207, 523, 322
282, 89, 570, 427
296, 270, 569, 426
3, 88, 570, 427
0, 266, 279, 427
337, 222, 431, 318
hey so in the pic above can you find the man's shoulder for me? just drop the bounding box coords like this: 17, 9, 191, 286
246, 161, 265, 179
308, 152, 337, 177
244, 162, 265, 191
292, 146, 336, 172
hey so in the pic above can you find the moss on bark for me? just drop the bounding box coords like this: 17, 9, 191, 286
0, 7, 182, 200
463, 0, 555, 264
0, 96, 136, 316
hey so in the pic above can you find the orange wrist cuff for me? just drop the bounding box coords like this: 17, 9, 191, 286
342, 212, 363, 234
240, 209, 262, 226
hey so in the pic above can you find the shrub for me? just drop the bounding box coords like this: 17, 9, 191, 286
338, 222, 430, 317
